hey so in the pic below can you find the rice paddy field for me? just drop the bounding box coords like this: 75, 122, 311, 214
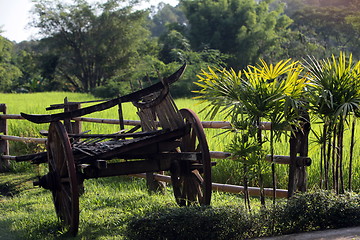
1, 91, 360, 190
1, 91, 360, 239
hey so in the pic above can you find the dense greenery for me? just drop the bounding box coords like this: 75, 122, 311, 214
126, 191, 360, 239
2, 169, 360, 239
31, 0, 151, 93
0, 36, 22, 92
182, 0, 293, 69
194, 54, 360, 206
1, 0, 359, 97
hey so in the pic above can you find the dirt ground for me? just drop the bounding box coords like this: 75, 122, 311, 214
257, 226, 360, 240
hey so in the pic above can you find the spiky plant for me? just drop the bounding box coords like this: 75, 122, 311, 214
304, 52, 360, 193
195, 58, 308, 205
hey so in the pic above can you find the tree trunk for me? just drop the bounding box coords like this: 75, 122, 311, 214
270, 127, 276, 204
338, 121, 344, 194
349, 118, 356, 191
256, 118, 265, 206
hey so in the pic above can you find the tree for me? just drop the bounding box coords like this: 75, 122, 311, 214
32, 0, 150, 92
280, 0, 360, 58
194, 58, 308, 205
149, 3, 187, 37
304, 53, 360, 193
181, 0, 293, 69
0, 35, 22, 92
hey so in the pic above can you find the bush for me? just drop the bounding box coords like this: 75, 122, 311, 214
91, 80, 131, 99
125, 191, 360, 239
125, 206, 256, 240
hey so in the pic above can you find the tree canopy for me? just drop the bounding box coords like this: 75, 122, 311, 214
0, 36, 22, 92
31, 0, 150, 92
1, 0, 360, 96
181, 0, 293, 69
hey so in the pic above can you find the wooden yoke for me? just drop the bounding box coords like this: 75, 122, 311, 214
132, 77, 185, 192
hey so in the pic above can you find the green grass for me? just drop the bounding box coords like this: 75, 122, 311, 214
0, 171, 250, 240
1, 91, 360, 190
1, 91, 360, 239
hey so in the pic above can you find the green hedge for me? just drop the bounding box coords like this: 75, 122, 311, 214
125, 191, 360, 240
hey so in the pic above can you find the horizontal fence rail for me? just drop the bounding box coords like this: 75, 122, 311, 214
132, 173, 288, 198
0, 114, 279, 130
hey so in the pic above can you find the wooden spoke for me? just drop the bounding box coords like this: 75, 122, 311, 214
170, 109, 212, 206
47, 121, 79, 236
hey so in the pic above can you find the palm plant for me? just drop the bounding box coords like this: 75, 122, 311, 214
195, 58, 308, 205
304, 52, 360, 193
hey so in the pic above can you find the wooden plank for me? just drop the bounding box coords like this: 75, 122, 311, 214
1, 155, 17, 161
265, 155, 311, 166
67, 130, 163, 139
83, 126, 189, 161
131, 173, 288, 198
0, 114, 24, 120
0, 135, 47, 144
83, 158, 172, 178
15, 152, 48, 163
210, 151, 231, 159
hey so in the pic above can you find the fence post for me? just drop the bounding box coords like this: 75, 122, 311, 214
63, 98, 82, 135
288, 111, 310, 197
0, 104, 10, 171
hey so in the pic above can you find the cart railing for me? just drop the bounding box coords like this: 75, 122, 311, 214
0, 103, 310, 198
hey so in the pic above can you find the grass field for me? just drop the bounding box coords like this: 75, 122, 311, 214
1, 171, 255, 240
1, 91, 360, 189
1, 91, 360, 239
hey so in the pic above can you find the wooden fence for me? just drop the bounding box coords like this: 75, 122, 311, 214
0, 102, 311, 198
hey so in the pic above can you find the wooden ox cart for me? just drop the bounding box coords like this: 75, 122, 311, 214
17, 64, 212, 236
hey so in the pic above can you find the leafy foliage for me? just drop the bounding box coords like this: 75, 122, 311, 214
194, 58, 308, 205
181, 0, 293, 69
280, 0, 360, 58
0, 36, 22, 92
31, 0, 150, 92
125, 191, 360, 239
303, 52, 360, 192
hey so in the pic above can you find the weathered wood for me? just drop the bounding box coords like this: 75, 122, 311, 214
46, 99, 109, 111
209, 151, 231, 159
68, 130, 163, 139
118, 100, 125, 131
0, 135, 47, 144
15, 151, 48, 163
20, 64, 186, 124
1, 155, 16, 161
131, 173, 288, 198
0, 104, 9, 171
135, 90, 186, 192
0, 113, 289, 132
0, 114, 24, 120
265, 155, 311, 166
83, 158, 172, 178
81, 126, 189, 162
64, 99, 82, 135
288, 111, 311, 197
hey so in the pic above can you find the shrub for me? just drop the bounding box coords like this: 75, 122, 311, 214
91, 80, 131, 99
125, 191, 360, 239
125, 206, 256, 240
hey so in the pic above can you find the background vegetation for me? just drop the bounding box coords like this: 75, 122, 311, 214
1, 0, 360, 98
2, 0, 360, 238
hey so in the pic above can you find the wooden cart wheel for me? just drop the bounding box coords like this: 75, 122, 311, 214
47, 121, 79, 236
170, 108, 212, 206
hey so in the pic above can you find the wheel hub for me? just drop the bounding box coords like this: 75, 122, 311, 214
33, 172, 60, 191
